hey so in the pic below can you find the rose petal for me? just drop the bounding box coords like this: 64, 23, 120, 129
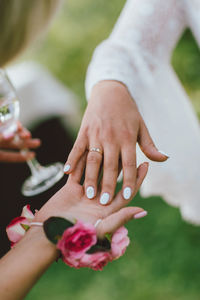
57, 221, 97, 260
111, 236, 130, 259
6, 217, 29, 243
110, 226, 130, 259
112, 226, 128, 244
21, 205, 34, 221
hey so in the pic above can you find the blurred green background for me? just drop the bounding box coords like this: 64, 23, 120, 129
23, 0, 200, 299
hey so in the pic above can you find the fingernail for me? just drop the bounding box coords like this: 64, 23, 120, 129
134, 211, 148, 219
86, 186, 95, 199
100, 193, 110, 205
158, 150, 169, 158
64, 164, 71, 173
123, 187, 132, 200
34, 139, 41, 143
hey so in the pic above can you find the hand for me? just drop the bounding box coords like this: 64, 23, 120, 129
0, 122, 40, 162
0, 160, 147, 300
64, 80, 168, 205
35, 153, 149, 239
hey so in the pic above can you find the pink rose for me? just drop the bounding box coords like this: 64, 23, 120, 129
111, 226, 130, 259
63, 256, 81, 269
64, 252, 111, 270
60, 225, 130, 270
57, 221, 97, 260
6, 205, 35, 247
79, 252, 112, 271
6, 216, 30, 246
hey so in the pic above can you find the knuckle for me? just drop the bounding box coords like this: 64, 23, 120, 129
123, 159, 136, 168
105, 162, 118, 172
101, 125, 114, 142
91, 124, 101, 137
142, 140, 155, 152
81, 125, 89, 136
146, 140, 155, 148
73, 143, 85, 153
85, 173, 97, 183
87, 153, 100, 164
121, 129, 134, 142
124, 212, 131, 223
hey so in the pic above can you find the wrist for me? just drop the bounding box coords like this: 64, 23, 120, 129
91, 80, 131, 99
19, 225, 59, 261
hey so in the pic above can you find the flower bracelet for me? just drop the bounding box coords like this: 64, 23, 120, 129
6, 205, 130, 271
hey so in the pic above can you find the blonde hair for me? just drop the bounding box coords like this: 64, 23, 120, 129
0, 0, 61, 66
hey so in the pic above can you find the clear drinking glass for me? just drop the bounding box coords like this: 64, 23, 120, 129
0, 69, 64, 196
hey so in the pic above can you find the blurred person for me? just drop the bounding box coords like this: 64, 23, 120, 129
0, 156, 148, 300
65, 0, 200, 224
0, 0, 74, 257
0, 0, 61, 67
0, 0, 61, 162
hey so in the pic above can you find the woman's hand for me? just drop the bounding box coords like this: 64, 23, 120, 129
0, 122, 40, 162
64, 80, 168, 205
35, 153, 149, 239
0, 155, 148, 300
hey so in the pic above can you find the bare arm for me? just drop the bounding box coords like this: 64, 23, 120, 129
0, 154, 148, 299
0, 226, 58, 300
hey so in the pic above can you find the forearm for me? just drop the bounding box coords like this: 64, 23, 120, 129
0, 227, 59, 300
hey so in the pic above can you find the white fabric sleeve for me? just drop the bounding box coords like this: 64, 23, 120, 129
85, 0, 158, 101
184, 0, 200, 46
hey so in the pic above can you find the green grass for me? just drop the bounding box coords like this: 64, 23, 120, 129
22, 0, 200, 299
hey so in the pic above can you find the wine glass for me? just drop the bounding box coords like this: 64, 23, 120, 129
0, 69, 64, 196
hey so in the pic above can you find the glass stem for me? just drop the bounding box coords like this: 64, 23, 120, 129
26, 158, 43, 177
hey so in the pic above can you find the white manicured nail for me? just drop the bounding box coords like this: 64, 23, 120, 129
86, 186, 95, 199
158, 150, 169, 158
64, 164, 71, 173
100, 193, 110, 205
123, 187, 132, 200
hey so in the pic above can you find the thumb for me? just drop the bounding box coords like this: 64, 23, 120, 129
138, 121, 169, 162
97, 207, 147, 239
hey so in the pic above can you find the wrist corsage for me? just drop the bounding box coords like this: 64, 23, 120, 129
6, 205, 130, 271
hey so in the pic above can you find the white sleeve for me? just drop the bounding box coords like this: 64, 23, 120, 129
85, 0, 157, 100
85, 0, 181, 101
184, 0, 200, 46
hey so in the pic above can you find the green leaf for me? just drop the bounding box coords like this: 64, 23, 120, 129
43, 217, 74, 244
20, 223, 30, 231
87, 237, 111, 254
105, 233, 112, 242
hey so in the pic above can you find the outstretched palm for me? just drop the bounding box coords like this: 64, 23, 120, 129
35, 154, 148, 238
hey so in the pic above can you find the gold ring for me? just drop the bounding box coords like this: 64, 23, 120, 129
89, 147, 103, 155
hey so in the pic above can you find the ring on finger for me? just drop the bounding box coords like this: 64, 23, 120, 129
89, 147, 103, 155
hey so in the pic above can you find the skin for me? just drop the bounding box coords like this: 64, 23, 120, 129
65, 80, 168, 204
35, 153, 149, 238
0, 122, 40, 162
0, 155, 148, 300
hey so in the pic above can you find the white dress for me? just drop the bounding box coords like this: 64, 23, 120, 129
85, 0, 200, 224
